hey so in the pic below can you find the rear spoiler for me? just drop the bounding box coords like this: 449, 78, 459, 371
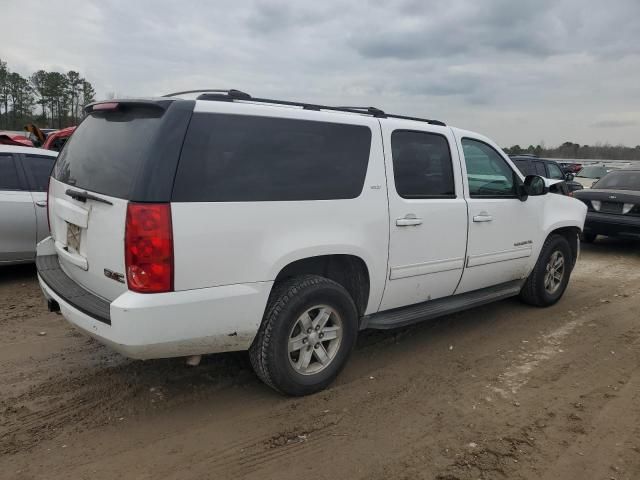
85, 99, 175, 114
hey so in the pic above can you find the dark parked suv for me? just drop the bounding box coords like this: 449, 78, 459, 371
510, 155, 583, 195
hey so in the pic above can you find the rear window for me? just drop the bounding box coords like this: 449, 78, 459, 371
594, 171, 640, 190
172, 113, 372, 202
53, 107, 164, 199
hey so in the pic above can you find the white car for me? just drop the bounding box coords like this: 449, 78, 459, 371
36, 90, 587, 395
574, 165, 617, 188
1, 145, 58, 264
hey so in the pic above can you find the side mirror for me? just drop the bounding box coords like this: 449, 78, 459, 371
565, 173, 575, 181
524, 175, 548, 197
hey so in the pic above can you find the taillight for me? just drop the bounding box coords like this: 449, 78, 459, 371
125, 203, 173, 293
46, 176, 51, 233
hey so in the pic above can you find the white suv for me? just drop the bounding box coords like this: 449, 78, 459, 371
36, 90, 587, 395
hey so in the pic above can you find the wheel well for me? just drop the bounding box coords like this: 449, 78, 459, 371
550, 227, 581, 267
275, 255, 370, 316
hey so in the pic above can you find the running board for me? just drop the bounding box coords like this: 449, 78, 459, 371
361, 280, 524, 330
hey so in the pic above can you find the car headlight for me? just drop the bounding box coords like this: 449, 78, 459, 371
591, 200, 601, 211
623, 203, 634, 214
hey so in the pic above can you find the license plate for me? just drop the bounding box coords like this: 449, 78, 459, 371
600, 201, 622, 214
67, 223, 81, 252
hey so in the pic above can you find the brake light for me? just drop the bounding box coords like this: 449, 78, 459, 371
125, 203, 173, 293
92, 102, 119, 111
46, 176, 51, 233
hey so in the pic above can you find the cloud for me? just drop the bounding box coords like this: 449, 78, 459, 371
591, 120, 638, 128
1, 0, 640, 146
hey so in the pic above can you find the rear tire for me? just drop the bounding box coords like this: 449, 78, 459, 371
519, 234, 573, 307
581, 232, 597, 243
249, 275, 358, 396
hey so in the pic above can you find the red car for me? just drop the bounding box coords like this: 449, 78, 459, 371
20, 124, 77, 151
42, 126, 76, 151
0, 131, 34, 147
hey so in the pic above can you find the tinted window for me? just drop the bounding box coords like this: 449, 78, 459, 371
0, 155, 21, 190
391, 130, 455, 198
533, 161, 547, 177
173, 113, 372, 202
23, 155, 55, 191
462, 139, 517, 197
593, 171, 640, 190
547, 163, 565, 180
53, 107, 165, 199
513, 159, 534, 176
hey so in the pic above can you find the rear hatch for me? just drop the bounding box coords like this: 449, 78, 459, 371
48, 99, 193, 301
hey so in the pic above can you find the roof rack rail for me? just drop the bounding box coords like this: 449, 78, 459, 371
193, 90, 446, 126
162, 89, 251, 99
335, 106, 387, 117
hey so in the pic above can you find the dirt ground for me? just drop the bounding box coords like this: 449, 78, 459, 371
1, 239, 639, 480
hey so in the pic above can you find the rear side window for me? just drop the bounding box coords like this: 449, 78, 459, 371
513, 159, 534, 176
391, 130, 455, 198
533, 161, 547, 177
0, 155, 21, 190
53, 106, 164, 199
23, 155, 55, 191
172, 113, 372, 202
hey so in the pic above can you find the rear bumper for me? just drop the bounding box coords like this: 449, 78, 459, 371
584, 212, 640, 238
36, 239, 272, 359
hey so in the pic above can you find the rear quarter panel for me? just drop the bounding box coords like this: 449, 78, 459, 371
171, 103, 389, 315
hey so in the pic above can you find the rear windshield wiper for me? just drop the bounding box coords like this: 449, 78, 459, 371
65, 188, 113, 205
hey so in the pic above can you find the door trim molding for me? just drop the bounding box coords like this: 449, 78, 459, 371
389, 257, 465, 280
466, 246, 532, 267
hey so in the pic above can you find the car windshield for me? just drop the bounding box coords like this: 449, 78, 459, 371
593, 171, 640, 191
577, 166, 607, 178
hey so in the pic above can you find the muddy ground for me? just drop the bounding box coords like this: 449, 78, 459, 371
1, 238, 639, 480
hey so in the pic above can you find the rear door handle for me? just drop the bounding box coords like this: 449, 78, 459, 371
36, 201, 47, 207
473, 212, 493, 223
396, 214, 423, 227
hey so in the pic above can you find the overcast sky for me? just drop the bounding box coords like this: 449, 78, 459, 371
3, 0, 639, 147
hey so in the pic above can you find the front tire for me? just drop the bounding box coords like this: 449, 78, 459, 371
519, 234, 573, 307
249, 275, 358, 396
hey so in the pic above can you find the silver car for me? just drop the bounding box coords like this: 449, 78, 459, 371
1, 145, 58, 264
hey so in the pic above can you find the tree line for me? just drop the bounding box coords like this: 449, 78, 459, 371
504, 142, 640, 161
0, 58, 96, 131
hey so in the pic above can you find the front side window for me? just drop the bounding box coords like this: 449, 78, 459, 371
462, 138, 517, 197
173, 113, 372, 202
23, 155, 55, 191
391, 130, 455, 198
0, 155, 21, 190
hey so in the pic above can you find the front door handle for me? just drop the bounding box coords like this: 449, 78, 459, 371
396, 214, 423, 227
36, 200, 47, 207
473, 212, 493, 223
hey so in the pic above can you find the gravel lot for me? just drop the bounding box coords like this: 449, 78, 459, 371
1, 239, 639, 480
